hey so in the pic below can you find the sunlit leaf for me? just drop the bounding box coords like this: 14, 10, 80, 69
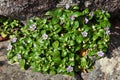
19, 59, 25, 70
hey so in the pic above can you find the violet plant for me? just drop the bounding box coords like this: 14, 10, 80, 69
0, 17, 21, 38
7, 4, 111, 76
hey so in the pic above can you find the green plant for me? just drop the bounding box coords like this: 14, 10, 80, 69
7, 4, 111, 76
0, 17, 21, 38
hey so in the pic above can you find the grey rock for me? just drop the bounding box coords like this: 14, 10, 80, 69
0, 0, 120, 21
0, 0, 59, 20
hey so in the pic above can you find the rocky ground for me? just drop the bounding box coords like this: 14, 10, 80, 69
0, 18, 120, 80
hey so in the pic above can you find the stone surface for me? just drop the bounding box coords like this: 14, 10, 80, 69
0, 0, 59, 20
81, 57, 120, 80
0, 0, 120, 21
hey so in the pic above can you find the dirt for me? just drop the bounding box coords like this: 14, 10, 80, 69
0, 18, 120, 80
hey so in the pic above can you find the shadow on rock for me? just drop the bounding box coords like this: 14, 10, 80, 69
0, 61, 6, 66
107, 9, 120, 58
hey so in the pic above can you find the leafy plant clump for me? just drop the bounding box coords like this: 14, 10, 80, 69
0, 16, 21, 39
7, 4, 111, 76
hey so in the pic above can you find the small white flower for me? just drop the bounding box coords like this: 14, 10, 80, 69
17, 54, 22, 59
85, 18, 89, 24
92, 25, 95, 29
7, 44, 12, 50
29, 19, 33, 22
29, 24, 36, 31
22, 41, 26, 44
42, 34, 48, 40
104, 27, 110, 31
102, 10, 105, 14
82, 31, 88, 37
67, 66, 73, 72
65, 3, 70, 9
12, 37, 17, 43
106, 30, 110, 35
104, 27, 110, 35
89, 11, 94, 17
97, 51, 104, 57
70, 15, 75, 20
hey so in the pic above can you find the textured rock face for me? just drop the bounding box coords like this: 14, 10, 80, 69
0, 0, 59, 20
84, 0, 120, 11
0, 0, 120, 21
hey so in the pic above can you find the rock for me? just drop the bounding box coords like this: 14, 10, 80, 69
0, 0, 59, 20
81, 56, 120, 80
0, 0, 119, 21
99, 57, 119, 75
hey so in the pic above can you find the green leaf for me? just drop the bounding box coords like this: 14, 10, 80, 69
64, 21, 70, 30
69, 40, 75, 46
92, 35, 98, 41
33, 42, 39, 48
53, 24, 62, 33
83, 25, 90, 31
53, 57, 61, 64
69, 53, 74, 58
45, 11, 53, 16
60, 14, 67, 22
52, 50, 60, 57
7, 51, 14, 59
82, 8, 89, 15
26, 38, 32, 43
46, 56, 52, 61
97, 29, 105, 37
41, 30, 46, 34
42, 64, 49, 72
98, 40, 103, 45
57, 64, 66, 73
62, 50, 67, 57
71, 33, 76, 40
55, 8, 63, 17
68, 61, 74, 66
98, 44, 105, 49
3, 21, 8, 26
50, 70, 56, 75
80, 57, 87, 68
1, 32, 7, 38
53, 34, 59, 40
19, 46, 24, 50
105, 12, 110, 18
73, 11, 82, 17
19, 59, 25, 70
62, 58, 67, 64
52, 17, 59, 24
33, 33, 39, 38
52, 41, 59, 49
73, 6, 79, 10
76, 35, 83, 43
75, 45, 81, 52
42, 19, 47, 24
63, 33, 70, 41
89, 43, 95, 48
73, 21, 79, 29
35, 17, 41, 22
